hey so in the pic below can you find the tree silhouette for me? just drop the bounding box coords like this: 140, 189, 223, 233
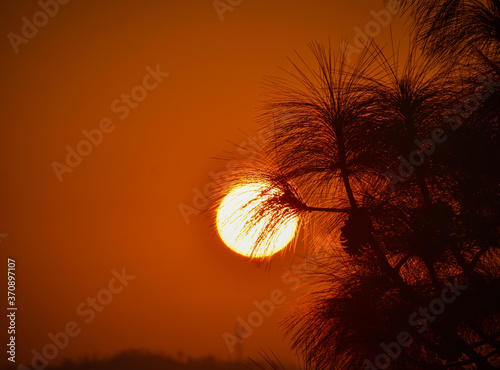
216, 1, 500, 368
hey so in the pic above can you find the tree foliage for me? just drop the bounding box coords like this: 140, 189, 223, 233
223, 1, 500, 368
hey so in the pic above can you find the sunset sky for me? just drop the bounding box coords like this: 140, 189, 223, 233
0, 0, 406, 367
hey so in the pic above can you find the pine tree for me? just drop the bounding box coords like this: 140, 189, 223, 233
219, 2, 500, 368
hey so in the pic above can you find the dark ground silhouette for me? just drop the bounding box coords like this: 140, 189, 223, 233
3, 349, 300, 370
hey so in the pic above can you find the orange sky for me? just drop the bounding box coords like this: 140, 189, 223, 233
0, 0, 406, 367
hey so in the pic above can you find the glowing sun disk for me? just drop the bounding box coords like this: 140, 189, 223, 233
216, 182, 299, 258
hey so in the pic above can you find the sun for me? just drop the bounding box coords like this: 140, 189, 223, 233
216, 182, 299, 258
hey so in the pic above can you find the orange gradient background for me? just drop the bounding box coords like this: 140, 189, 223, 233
0, 0, 406, 366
